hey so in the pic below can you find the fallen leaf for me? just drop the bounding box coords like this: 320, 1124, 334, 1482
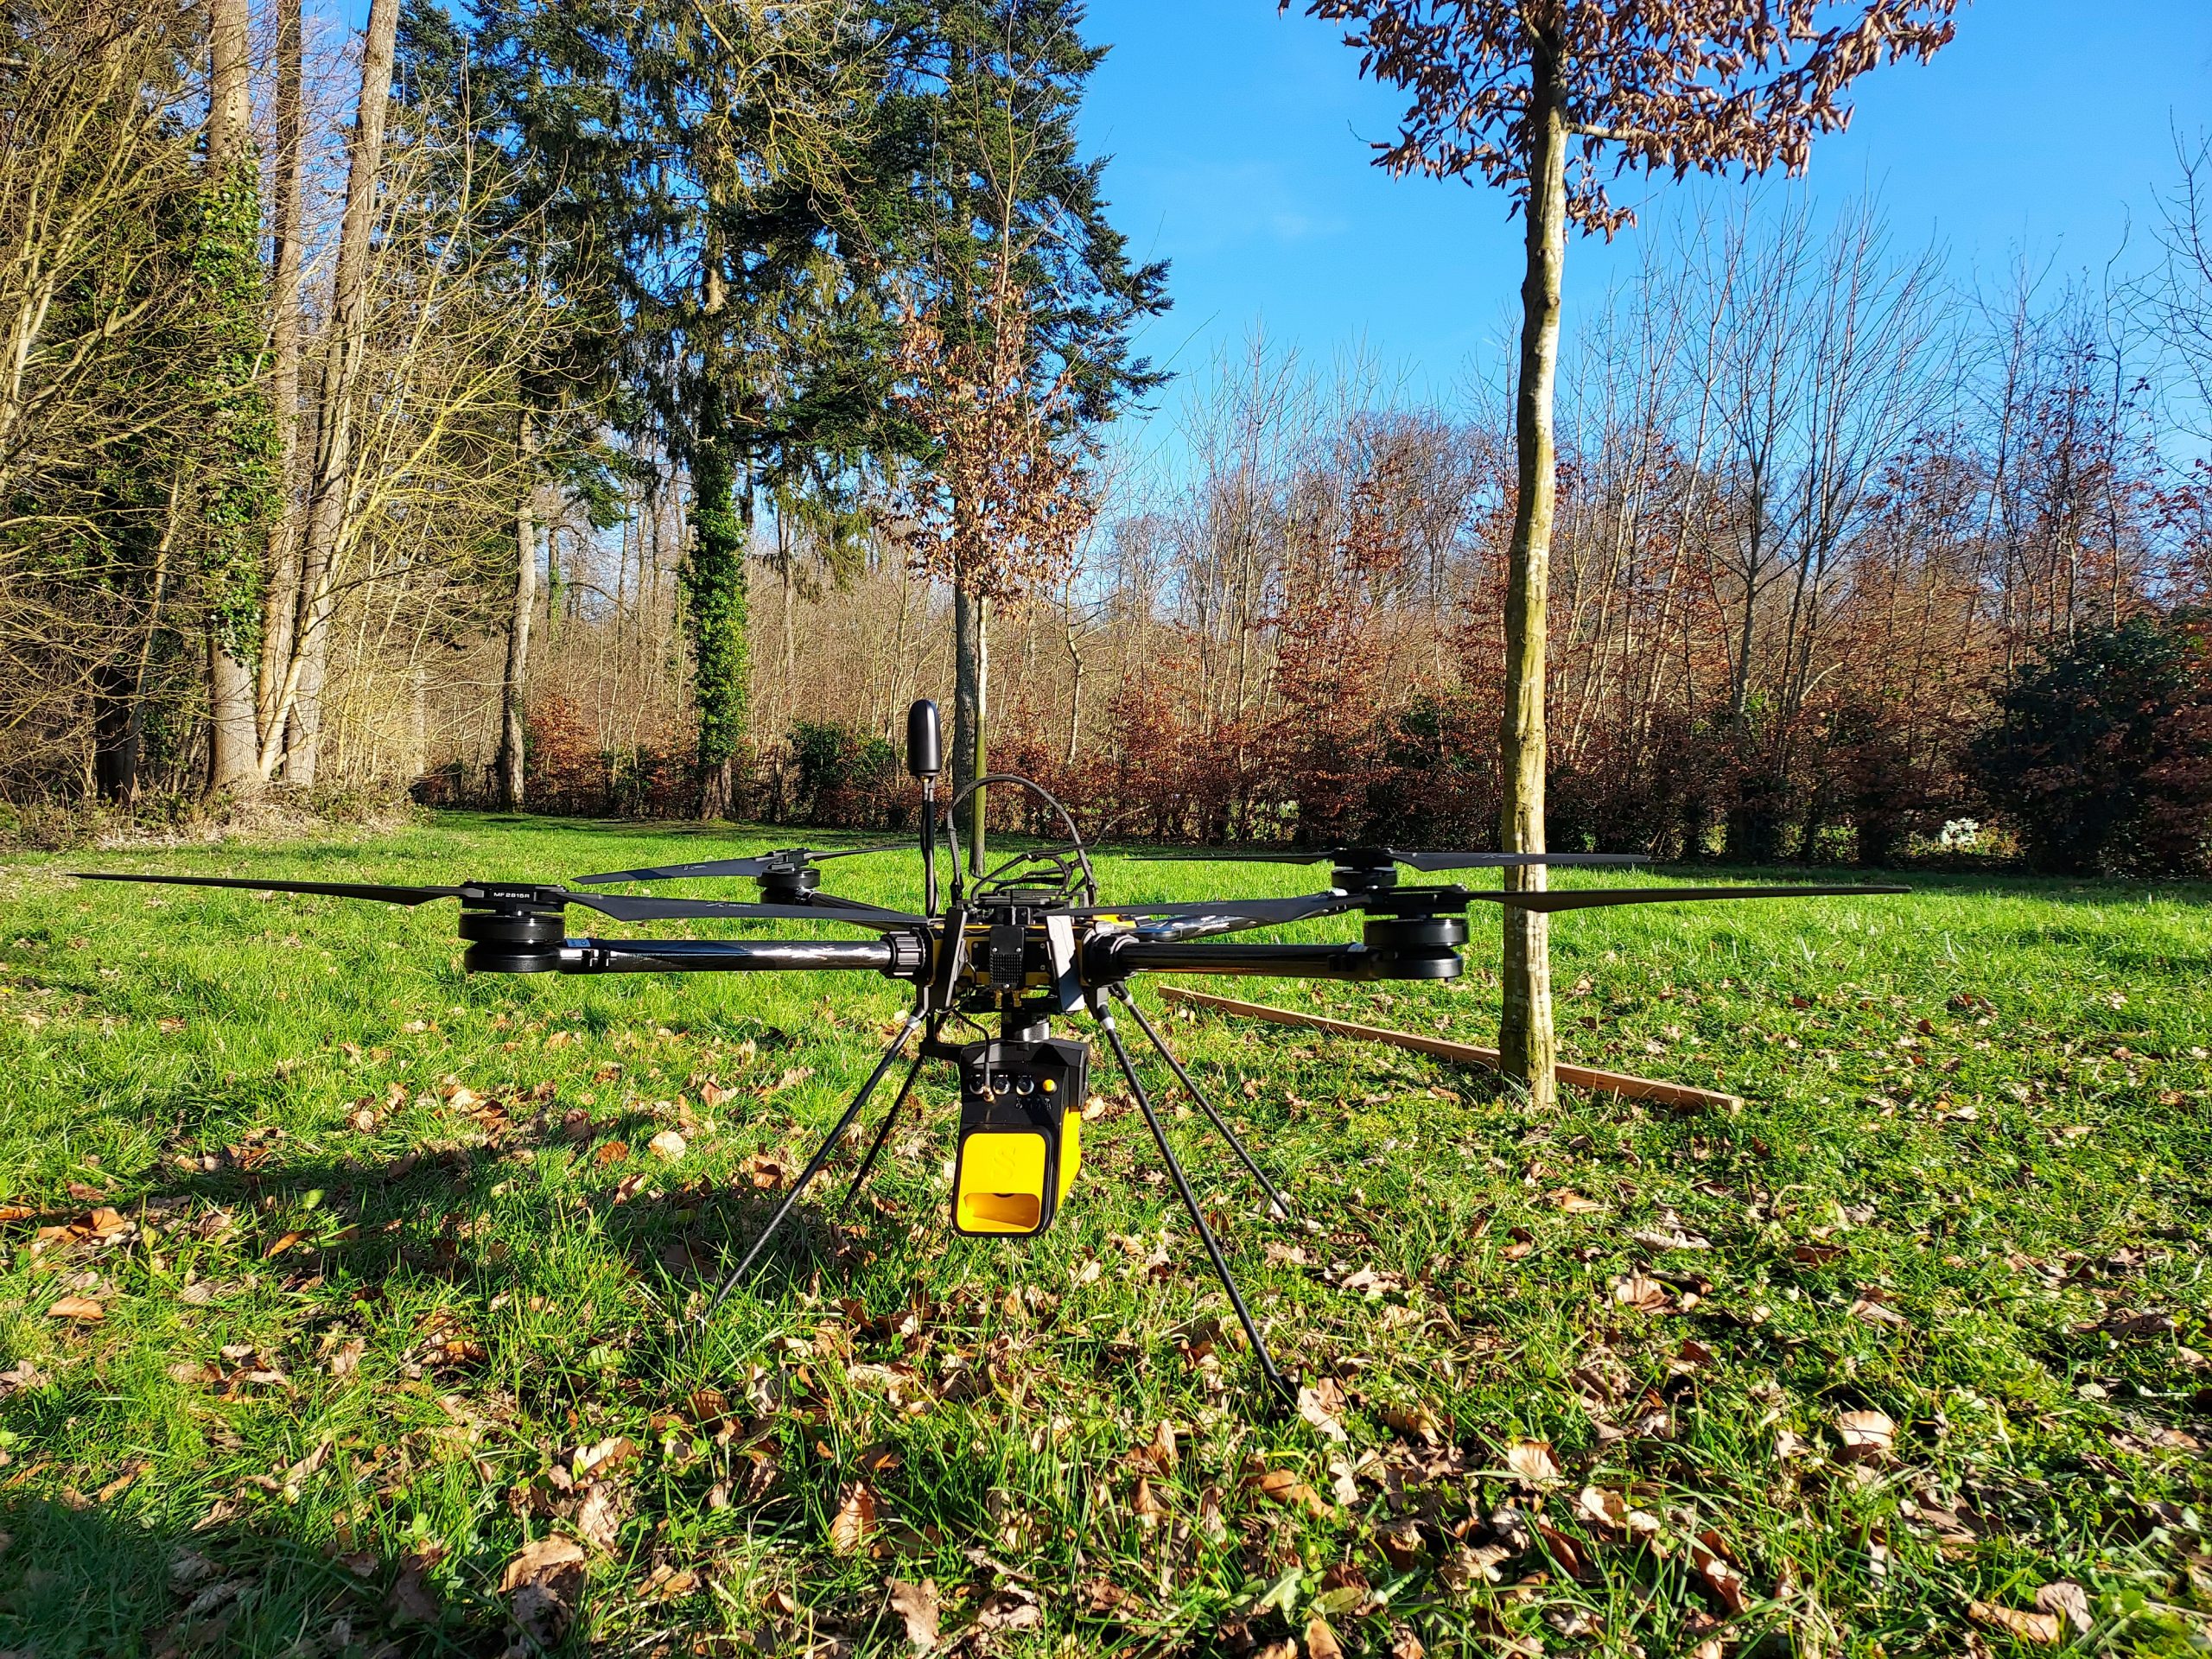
575, 1482, 621, 1549
2034, 1581, 2092, 1637
1299, 1382, 1350, 1443
974, 1586, 1039, 1630
264, 1231, 304, 1260
1791, 1242, 1846, 1267
887, 1579, 939, 1652
1306, 1615, 1345, 1659
1611, 1272, 1671, 1313
387, 1565, 442, 1626
1549, 1189, 1605, 1214
648, 1130, 686, 1160
1383, 1401, 1441, 1442
327, 1338, 365, 1378
46, 1295, 103, 1322
1968, 1601, 2062, 1645
501, 1535, 587, 1647
1246, 1466, 1331, 1516
1532, 1518, 1590, 1580
1503, 1440, 1562, 1488
830, 1483, 879, 1553
1689, 1530, 1750, 1614
1834, 1408, 1897, 1462
1850, 1294, 1910, 1328
1133, 1475, 1165, 1527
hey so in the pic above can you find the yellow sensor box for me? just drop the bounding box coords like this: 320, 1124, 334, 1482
950, 1036, 1086, 1236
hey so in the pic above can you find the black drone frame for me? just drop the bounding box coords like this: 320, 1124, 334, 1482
80, 699, 1904, 1400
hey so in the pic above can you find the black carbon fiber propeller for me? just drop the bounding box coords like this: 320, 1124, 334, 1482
73, 872, 925, 929
572, 842, 908, 886
1132, 844, 1647, 871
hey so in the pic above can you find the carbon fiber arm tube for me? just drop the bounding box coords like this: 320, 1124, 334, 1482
1094, 940, 1386, 980
556, 937, 926, 978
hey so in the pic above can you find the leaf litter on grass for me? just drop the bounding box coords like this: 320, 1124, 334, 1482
3, 828, 2211, 1655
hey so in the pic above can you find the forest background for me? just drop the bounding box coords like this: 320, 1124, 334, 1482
7, 0, 2212, 880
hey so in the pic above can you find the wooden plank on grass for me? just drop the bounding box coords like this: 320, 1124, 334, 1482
1156, 985, 1743, 1113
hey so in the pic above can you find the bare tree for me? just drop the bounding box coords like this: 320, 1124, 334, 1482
1295, 0, 1957, 1108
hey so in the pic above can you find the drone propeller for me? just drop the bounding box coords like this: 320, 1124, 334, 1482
1464, 883, 1910, 914
571, 842, 908, 886
74, 873, 925, 930
1076, 880, 1907, 931
1132, 845, 1646, 871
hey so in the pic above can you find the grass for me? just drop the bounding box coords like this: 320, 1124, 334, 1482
1, 812, 2209, 1659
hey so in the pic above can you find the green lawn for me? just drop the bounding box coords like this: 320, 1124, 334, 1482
1, 814, 2208, 1657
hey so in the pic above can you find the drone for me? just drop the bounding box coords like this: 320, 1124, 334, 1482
82, 700, 1904, 1398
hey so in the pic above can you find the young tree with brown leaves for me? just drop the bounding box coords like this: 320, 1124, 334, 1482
1294, 0, 1957, 1109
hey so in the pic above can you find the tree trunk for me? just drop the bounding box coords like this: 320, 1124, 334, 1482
952, 581, 988, 873
1497, 46, 1567, 1110
202, 0, 261, 798
497, 413, 537, 809
254, 0, 306, 776
287, 0, 400, 788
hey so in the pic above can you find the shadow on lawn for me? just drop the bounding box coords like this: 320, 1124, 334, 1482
0, 1487, 531, 1658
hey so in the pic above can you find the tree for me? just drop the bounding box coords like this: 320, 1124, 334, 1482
285, 0, 404, 791
892, 0, 1166, 868
200, 0, 281, 797
1295, 0, 1956, 1108
1968, 614, 2212, 876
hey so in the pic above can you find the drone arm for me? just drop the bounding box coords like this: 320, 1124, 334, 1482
1093, 940, 1396, 982
552, 937, 928, 978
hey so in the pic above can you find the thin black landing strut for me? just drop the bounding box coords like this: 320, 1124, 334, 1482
1096, 1005, 1295, 1402
701, 1007, 925, 1319
1109, 983, 1296, 1224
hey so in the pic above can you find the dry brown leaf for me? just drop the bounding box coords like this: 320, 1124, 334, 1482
1850, 1295, 1910, 1328
593, 1141, 629, 1166
1689, 1531, 1750, 1613
1531, 1518, 1590, 1580
1298, 1382, 1350, 1443
1306, 1615, 1345, 1659
1549, 1189, 1605, 1214
887, 1578, 939, 1653
46, 1295, 103, 1322
1389, 1624, 1427, 1659
1611, 1272, 1671, 1313
2034, 1581, 2092, 1637
388, 1565, 442, 1626
501, 1535, 588, 1648
1383, 1401, 1441, 1442
830, 1482, 879, 1553
975, 1586, 1039, 1630
575, 1482, 621, 1550
1503, 1440, 1562, 1488
1132, 1475, 1165, 1527
648, 1130, 687, 1160
1246, 1466, 1330, 1516
1792, 1242, 1846, 1267
1834, 1408, 1897, 1462
327, 1337, 365, 1378
1968, 1601, 2062, 1645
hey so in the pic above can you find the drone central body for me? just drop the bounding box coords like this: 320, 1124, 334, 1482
79, 700, 1903, 1398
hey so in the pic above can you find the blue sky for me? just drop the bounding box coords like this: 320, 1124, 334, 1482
1078, 1, 2212, 429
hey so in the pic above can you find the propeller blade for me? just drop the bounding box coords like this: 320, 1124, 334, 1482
76, 872, 465, 906
1128, 846, 1647, 870
1067, 893, 1352, 926
1463, 884, 1910, 914
575, 855, 788, 883
559, 890, 926, 928
1393, 851, 1647, 872
574, 842, 910, 885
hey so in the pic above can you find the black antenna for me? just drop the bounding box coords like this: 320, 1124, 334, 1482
907, 699, 942, 913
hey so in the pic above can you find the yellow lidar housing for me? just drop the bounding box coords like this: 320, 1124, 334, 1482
952, 1115, 1082, 1236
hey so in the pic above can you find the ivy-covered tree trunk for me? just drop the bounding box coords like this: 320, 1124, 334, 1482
684, 408, 750, 820
201, 0, 276, 799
